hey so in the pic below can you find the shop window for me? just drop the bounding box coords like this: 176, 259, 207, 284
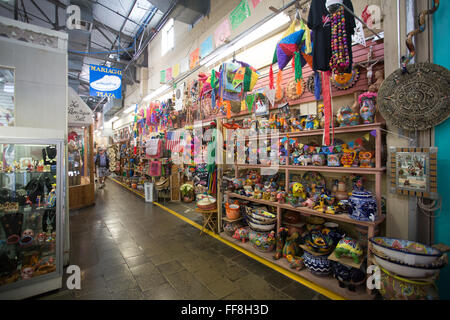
0, 66, 15, 126
161, 18, 174, 56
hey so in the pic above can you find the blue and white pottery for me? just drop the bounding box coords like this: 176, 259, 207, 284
347, 190, 377, 222
302, 251, 332, 276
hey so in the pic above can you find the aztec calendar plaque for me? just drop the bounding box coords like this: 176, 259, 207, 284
378, 62, 450, 131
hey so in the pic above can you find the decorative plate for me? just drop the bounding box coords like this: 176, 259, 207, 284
377, 62, 450, 131
331, 68, 360, 90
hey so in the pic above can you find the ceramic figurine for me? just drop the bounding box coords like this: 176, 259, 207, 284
334, 237, 364, 264
292, 183, 306, 200
277, 191, 286, 203
232, 227, 250, 243
286, 255, 304, 271
332, 262, 366, 291
269, 191, 277, 202
299, 154, 312, 166
282, 232, 302, 257
359, 151, 374, 168
305, 115, 319, 130
262, 191, 271, 201
273, 227, 288, 260
254, 186, 262, 199
302, 197, 315, 208
287, 193, 297, 207
337, 106, 360, 127
313, 199, 326, 213
243, 185, 253, 197
359, 92, 378, 124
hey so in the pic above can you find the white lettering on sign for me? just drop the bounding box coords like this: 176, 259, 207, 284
66, 5, 81, 30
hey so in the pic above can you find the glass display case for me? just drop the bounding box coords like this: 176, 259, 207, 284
68, 125, 95, 210
0, 139, 63, 299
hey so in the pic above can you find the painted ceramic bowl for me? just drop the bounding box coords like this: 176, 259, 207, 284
373, 252, 443, 279
302, 251, 332, 276
247, 220, 276, 232
246, 214, 276, 226
304, 231, 335, 255
369, 237, 442, 265
251, 209, 277, 223
379, 266, 439, 300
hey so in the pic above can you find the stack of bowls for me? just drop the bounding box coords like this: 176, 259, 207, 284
245, 208, 277, 232
370, 237, 445, 300
302, 231, 335, 276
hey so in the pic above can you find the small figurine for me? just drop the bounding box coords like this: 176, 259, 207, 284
313, 199, 326, 213
334, 237, 364, 264
292, 183, 306, 200
286, 255, 304, 271
273, 227, 288, 260
233, 227, 250, 243
277, 191, 286, 203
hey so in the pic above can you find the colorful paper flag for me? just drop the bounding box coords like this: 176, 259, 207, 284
363, 133, 370, 141
166, 67, 172, 82
173, 64, 180, 78
251, 0, 262, 9
190, 48, 200, 70
245, 94, 255, 113
160, 70, 166, 84
214, 18, 231, 47
370, 130, 377, 137
180, 57, 189, 73
229, 0, 251, 30
200, 36, 214, 59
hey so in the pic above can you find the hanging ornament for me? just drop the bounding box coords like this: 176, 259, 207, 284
329, 6, 350, 73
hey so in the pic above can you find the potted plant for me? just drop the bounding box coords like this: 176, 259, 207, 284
180, 183, 194, 203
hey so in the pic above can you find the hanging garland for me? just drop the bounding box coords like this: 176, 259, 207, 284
329, 6, 350, 73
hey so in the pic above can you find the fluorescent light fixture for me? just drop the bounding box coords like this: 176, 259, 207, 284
143, 84, 170, 102
203, 12, 290, 68
124, 104, 137, 114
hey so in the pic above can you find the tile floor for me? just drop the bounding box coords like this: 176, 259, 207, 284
35, 179, 328, 300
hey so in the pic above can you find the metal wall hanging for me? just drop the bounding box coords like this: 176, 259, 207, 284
378, 0, 449, 131
389, 147, 438, 199
378, 62, 450, 131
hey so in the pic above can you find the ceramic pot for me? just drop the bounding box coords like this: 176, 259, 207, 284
225, 203, 241, 220
312, 154, 326, 166
327, 153, 341, 167
348, 190, 377, 222
249, 230, 276, 252
360, 97, 376, 124
304, 231, 335, 255
337, 106, 360, 127
341, 150, 357, 167
223, 221, 244, 236
302, 251, 332, 276
335, 181, 349, 201
379, 267, 439, 300
359, 151, 374, 168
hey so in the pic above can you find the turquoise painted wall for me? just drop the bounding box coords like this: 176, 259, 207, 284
433, 0, 450, 300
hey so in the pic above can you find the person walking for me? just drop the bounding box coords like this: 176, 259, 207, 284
94, 147, 109, 189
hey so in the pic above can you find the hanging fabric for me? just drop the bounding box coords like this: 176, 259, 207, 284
322, 71, 333, 146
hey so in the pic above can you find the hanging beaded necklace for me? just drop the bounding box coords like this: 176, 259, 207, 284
329, 6, 350, 73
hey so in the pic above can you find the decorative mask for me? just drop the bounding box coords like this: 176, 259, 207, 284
21, 266, 34, 279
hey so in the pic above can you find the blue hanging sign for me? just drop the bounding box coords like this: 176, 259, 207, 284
89, 64, 122, 99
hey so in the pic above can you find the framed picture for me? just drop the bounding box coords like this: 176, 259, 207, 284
389, 147, 438, 199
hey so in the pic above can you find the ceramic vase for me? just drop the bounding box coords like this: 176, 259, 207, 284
360, 97, 376, 124
348, 190, 378, 222
337, 106, 360, 127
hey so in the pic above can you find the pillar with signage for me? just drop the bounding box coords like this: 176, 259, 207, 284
68, 87, 95, 209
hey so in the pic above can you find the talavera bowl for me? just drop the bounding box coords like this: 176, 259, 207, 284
370, 237, 442, 265
373, 252, 443, 279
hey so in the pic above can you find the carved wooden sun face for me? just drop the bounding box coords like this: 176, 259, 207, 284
334, 72, 353, 84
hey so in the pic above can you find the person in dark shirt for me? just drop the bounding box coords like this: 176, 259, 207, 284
94, 147, 109, 188
308, 0, 356, 72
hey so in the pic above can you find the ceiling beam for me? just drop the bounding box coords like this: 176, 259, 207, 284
69, 51, 129, 65
29, 0, 53, 26
93, 20, 133, 43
